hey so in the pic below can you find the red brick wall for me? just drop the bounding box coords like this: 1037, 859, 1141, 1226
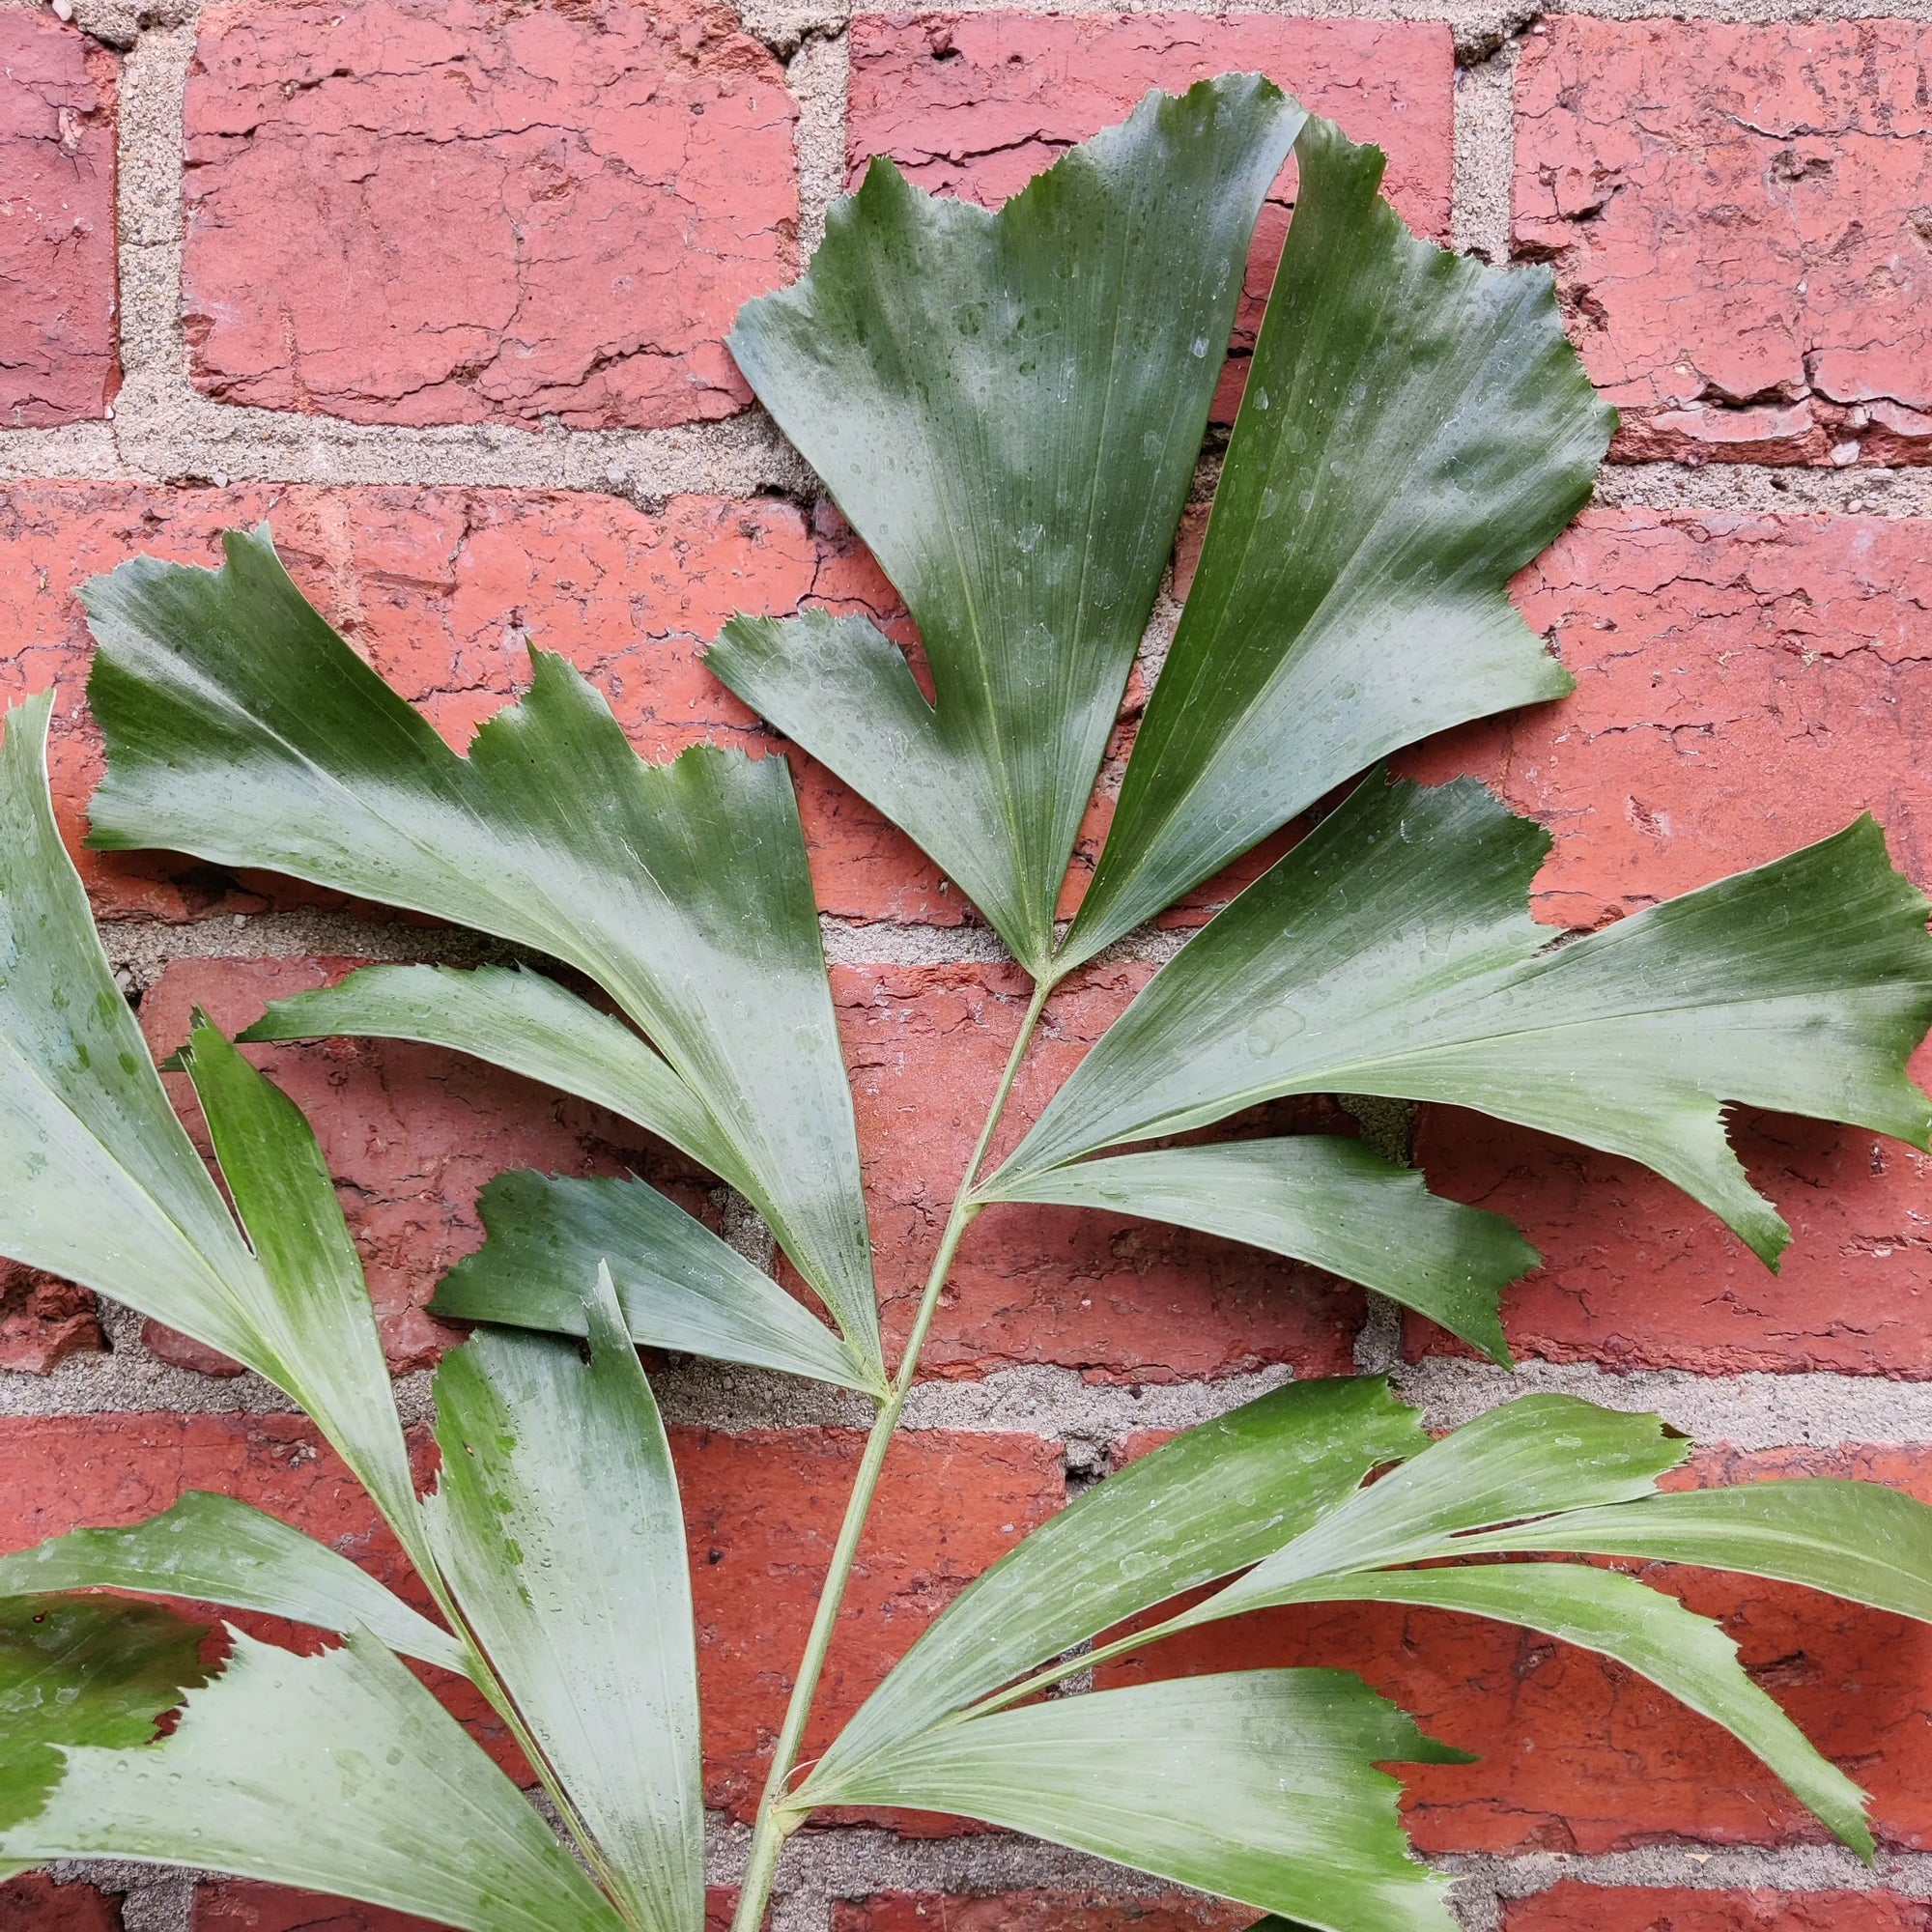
3, 3, 1931, 1929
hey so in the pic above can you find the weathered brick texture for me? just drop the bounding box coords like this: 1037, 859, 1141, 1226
0, 10, 117, 427
1514, 20, 1932, 466
0, 1872, 123, 1932
1503, 1885, 1932, 1929
182, 0, 797, 429
1402, 507, 1932, 1374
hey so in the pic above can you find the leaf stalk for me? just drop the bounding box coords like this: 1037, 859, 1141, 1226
729, 976, 1052, 1932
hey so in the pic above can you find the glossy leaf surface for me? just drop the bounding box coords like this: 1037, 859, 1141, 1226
978, 1137, 1536, 1362
244, 964, 734, 1182
0, 1628, 626, 1932
430, 1170, 876, 1392
1212, 1394, 1688, 1599
1455, 1479, 1932, 1623
1005, 775, 1932, 1264
712, 76, 1304, 974
811, 1376, 1426, 1785
0, 1596, 212, 1832
84, 531, 879, 1374
1287, 1561, 1871, 1855
0, 695, 421, 1564
425, 1264, 702, 1932
813, 1670, 1463, 1932
177, 1014, 427, 1561
0, 1492, 465, 1674
1065, 115, 1609, 963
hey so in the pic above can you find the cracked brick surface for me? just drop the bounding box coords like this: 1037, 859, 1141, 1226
1401, 509, 1932, 1376
0, 1412, 1061, 1822
1514, 19, 1932, 466
1504, 1887, 1932, 1930
0, 483, 948, 928
0, 1874, 122, 1932
182, 0, 797, 429
847, 13, 1453, 420
0, 10, 117, 427
1098, 1443, 1932, 1856
0, 1261, 101, 1375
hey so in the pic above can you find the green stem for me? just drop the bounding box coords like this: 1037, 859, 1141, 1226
730, 976, 1052, 1932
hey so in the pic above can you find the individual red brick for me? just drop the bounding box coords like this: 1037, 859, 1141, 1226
0, 1411, 1061, 1817
1402, 509, 1932, 1375
181, 0, 795, 430
1514, 20, 1932, 466
835, 1893, 1256, 1932
0, 12, 117, 427
691, 1426, 1062, 1817
1504, 1884, 1932, 1930
1099, 1444, 1932, 1856
142, 1318, 247, 1378
829, 959, 1361, 1383
0, 1260, 101, 1373
193, 1879, 444, 1932
848, 14, 1455, 418
193, 1881, 739, 1932
0, 1872, 122, 1932
0, 482, 948, 929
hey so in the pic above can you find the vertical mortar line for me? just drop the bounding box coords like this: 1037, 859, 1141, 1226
788, 26, 852, 260
111, 18, 196, 482
1450, 33, 1520, 265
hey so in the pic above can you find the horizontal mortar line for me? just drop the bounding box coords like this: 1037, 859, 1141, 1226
8, 418, 1929, 518
11, 1330, 1932, 1454
1598, 463, 1932, 519
0, 404, 818, 498
716, 1823, 1932, 1903
1443, 1844, 1932, 1897
93, 908, 1182, 977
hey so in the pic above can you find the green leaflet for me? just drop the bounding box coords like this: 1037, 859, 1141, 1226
830, 1391, 1887, 1856
1152, 1399, 1869, 1850
0, 1628, 626, 1932
429, 1172, 876, 1393
244, 964, 737, 1184
83, 531, 880, 1378
1213, 1394, 1689, 1597
425, 1264, 702, 1932
711, 76, 1305, 976
810, 1376, 1426, 1787
810, 1670, 1464, 1932
1000, 774, 1932, 1264
976, 1137, 1538, 1363
1281, 1563, 1871, 1857
0, 694, 422, 1570
0, 1493, 465, 1674
0, 1596, 212, 1832
176, 1015, 427, 1562
1063, 113, 1610, 966
1451, 1479, 1932, 1623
